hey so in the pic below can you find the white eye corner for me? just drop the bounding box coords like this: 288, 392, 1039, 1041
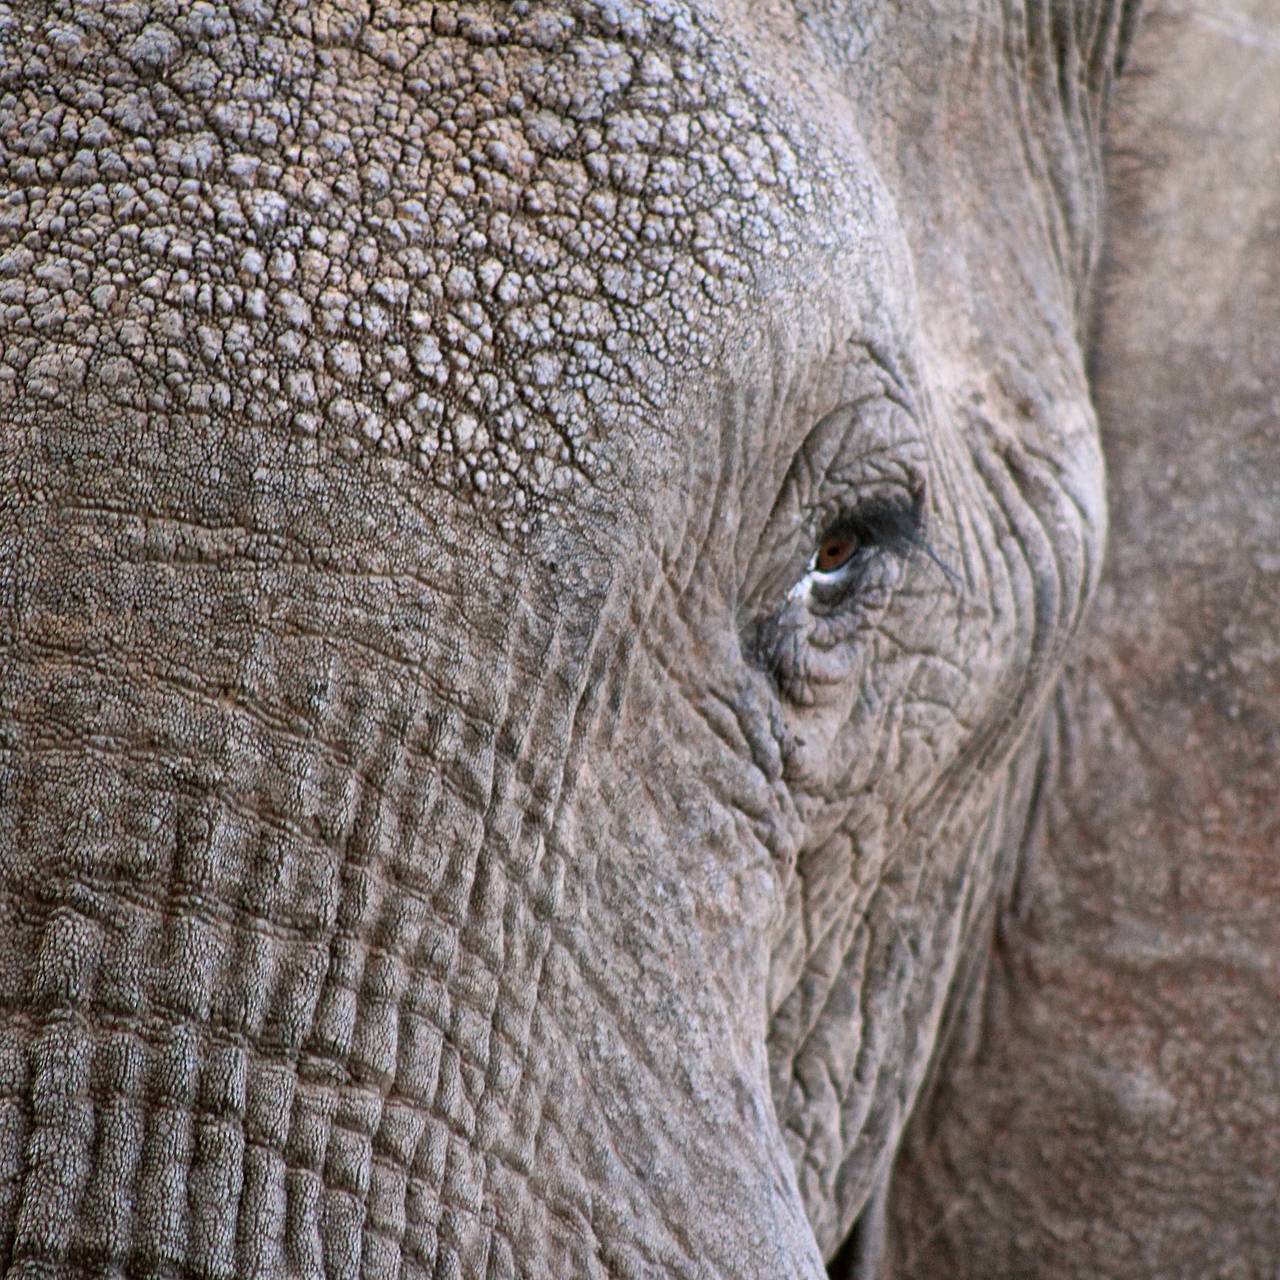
786, 570, 815, 605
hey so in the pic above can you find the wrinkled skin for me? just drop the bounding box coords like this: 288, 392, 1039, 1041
2, 1, 1274, 1277
889, 3, 1280, 1275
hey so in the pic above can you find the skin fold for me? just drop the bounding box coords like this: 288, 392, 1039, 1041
4, 1, 1271, 1277
887, 3, 1280, 1275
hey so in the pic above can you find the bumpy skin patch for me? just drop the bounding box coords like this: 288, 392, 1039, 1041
1, 2, 1132, 1277
0, 0, 831, 529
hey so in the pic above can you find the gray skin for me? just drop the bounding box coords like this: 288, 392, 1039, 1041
4, 1, 1270, 1277
889, 2, 1280, 1275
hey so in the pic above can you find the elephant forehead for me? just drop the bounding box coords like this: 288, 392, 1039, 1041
3, 0, 882, 531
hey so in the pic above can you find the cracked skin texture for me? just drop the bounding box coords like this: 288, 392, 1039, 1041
0, 2, 1165, 1277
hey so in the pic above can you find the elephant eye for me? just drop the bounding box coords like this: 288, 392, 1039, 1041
813, 533, 859, 574
805, 493, 924, 584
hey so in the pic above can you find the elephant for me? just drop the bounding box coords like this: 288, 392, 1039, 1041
2, 0, 1277, 1276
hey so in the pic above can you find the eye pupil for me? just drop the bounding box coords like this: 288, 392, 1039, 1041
816, 536, 857, 573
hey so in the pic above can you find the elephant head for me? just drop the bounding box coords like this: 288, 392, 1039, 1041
0, 1, 1181, 1276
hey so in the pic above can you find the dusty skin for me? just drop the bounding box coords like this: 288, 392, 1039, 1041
0, 2, 1275, 1277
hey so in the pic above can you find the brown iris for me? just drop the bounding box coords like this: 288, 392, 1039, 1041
815, 534, 859, 574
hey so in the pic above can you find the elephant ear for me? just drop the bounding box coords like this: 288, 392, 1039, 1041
885, 5, 1280, 1275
